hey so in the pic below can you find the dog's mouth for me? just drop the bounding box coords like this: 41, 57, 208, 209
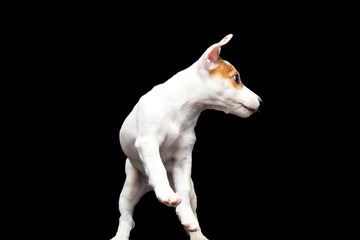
241, 104, 258, 113
225, 98, 258, 116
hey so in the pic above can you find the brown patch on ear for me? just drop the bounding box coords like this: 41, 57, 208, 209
209, 58, 243, 89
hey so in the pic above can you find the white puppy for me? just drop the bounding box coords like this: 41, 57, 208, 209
111, 34, 261, 240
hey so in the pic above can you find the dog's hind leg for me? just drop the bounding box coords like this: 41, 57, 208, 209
111, 159, 150, 240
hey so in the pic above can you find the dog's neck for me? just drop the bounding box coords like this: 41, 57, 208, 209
163, 63, 228, 125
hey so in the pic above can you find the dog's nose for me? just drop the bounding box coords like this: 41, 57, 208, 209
257, 97, 263, 113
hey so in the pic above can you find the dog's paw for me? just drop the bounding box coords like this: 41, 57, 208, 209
184, 222, 200, 232
176, 206, 200, 231
110, 235, 128, 240
189, 230, 209, 240
155, 188, 181, 207
181, 217, 200, 232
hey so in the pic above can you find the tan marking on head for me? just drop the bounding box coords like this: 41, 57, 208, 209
209, 58, 243, 89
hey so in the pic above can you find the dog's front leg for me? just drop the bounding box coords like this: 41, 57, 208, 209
172, 149, 205, 236
173, 153, 208, 240
135, 137, 181, 207
173, 162, 199, 231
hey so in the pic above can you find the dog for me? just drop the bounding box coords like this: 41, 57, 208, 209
111, 34, 261, 240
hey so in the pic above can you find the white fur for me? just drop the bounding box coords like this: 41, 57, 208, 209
111, 34, 260, 240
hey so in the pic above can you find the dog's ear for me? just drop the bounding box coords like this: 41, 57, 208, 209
198, 34, 233, 70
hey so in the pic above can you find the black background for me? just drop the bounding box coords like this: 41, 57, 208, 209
29, 3, 353, 240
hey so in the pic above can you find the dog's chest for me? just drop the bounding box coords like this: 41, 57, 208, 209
164, 122, 180, 144
159, 119, 196, 159
162, 120, 187, 147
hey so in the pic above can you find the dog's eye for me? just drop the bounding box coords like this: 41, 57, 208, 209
233, 74, 240, 84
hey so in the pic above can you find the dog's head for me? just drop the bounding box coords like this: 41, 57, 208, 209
197, 34, 261, 118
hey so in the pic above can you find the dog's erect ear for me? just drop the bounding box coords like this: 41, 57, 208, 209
198, 34, 233, 70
